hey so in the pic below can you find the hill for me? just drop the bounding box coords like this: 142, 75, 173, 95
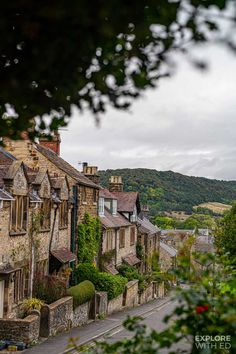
193, 202, 231, 215
99, 169, 236, 215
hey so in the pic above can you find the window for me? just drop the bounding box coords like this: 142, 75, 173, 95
106, 230, 113, 251
119, 229, 125, 248
11, 196, 28, 232
40, 198, 51, 229
14, 269, 23, 303
93, 189, 97, 203
99, 197, 104, 216
112, 199, 117, 215
130, 226, 135, 246
14, 268, 29, 303
82, 187, 87, 203
59, 200, 68, 228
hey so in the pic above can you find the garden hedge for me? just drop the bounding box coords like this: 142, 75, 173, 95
67, 280, 95, 308
76, 263, 127, 300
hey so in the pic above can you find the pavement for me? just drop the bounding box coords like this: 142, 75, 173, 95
26, 296, 173, 354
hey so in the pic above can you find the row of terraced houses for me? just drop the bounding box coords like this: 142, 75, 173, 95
0, 133, 171, 319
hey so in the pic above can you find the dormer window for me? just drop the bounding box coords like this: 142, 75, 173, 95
112, 199, 117, 215
99, 197, 104, 216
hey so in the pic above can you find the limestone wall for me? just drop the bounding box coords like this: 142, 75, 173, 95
0, 314, 40, 344
107, 294, 123, 315
124, 280, 139, 308
40, 296, 73, 337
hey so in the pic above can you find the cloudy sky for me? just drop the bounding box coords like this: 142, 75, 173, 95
61, 44, 236, 181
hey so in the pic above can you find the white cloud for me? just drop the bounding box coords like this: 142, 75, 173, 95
60, 44, 236, 180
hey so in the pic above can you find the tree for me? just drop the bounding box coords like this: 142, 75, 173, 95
215, 203, 236, 259
0, 1, 235, 139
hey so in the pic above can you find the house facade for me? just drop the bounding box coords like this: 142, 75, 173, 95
0, 148, 74, 318
3, 134, 99, 255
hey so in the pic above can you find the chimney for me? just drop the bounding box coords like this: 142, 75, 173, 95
140, 205, 150, 219
109, 176, 123, 192
83, 164, 100, 184
38, 131, 61, 155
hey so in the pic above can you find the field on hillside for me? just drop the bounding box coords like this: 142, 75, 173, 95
194, 202, 232, 215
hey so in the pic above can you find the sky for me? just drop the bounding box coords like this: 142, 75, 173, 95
61, 44, 236, 181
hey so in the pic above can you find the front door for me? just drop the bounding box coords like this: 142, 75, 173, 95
0, 280, 4, 317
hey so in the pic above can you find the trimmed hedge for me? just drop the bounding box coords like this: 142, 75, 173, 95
76, 263, 127, 300
67, 280, 95, 308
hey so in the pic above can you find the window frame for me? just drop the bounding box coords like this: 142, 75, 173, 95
119, 228, 125, 249
40, 198, 51, 230
11, 195, 28, 233
130, 226, 135, 246
59, 200, 68, 228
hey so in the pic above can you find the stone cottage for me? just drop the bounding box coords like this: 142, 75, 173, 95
137, 215, 160, 273
3, 133, 99, 255
98, 187, 138, 271
0, 148, 74, 318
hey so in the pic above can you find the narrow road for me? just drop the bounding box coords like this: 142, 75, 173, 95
26, 297, 174, 354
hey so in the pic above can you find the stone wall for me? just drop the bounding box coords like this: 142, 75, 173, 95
139, 283, 153, 305
95, 292, 108, 316
40, 296, 73, 337
124, 280, 138, 308
72, 301, 90, 327
0, 313, 40, 344
107, 294, 123, 315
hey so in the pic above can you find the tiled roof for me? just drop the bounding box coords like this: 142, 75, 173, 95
137, 216, 160, 235
100, 208, 131, 229
28, 190, 42, 203
36, 144, 99, 188
111, 191, 139, 212
0, 167, 6, 187
160, 241, 177, 257
51, 248, 76, 263
123, 253, 141, 266
193, 243, 215, 253
99, 188, 117, 199
104, 263, 119, 275
0, 147, 17, 165
0, 189, 14, 201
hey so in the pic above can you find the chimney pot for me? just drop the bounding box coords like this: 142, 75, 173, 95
109, 176, 123, 192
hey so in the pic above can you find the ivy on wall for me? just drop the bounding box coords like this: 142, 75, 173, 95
77, 213, 101, 263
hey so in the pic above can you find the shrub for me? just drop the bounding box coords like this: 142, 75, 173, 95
118, 264, 140, 281
76, 263, 127, 300
33, 273, 67, 304
67, 280, 95, 308
94, 273, 127, 300
76, 263, 98, 283
22, 298, 44, 316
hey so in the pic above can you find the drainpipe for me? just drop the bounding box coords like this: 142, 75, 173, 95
115, 228, 118, 267
70, 185, 78, 285
48, 204, 59, 274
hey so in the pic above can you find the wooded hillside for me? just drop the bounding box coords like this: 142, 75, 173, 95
99, 169, 236, 215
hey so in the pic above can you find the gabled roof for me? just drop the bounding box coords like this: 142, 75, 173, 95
36, 144, 99, 189
100, 208, 132, 229
137, 216, 160, 235
0, 147, 17, 165
4, 160, 29, 183
99, 187, 117, 199
160, 241, 177, 257
111, 191, 140, 213
0, 189, 14, 201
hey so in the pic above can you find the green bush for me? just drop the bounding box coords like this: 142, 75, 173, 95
118, 264, 146, 290
94, 273, 127, 300
67, 280, 95, 308
76, 263, 98, 283
76, 263, 127, 300
118, 264, 140, 281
